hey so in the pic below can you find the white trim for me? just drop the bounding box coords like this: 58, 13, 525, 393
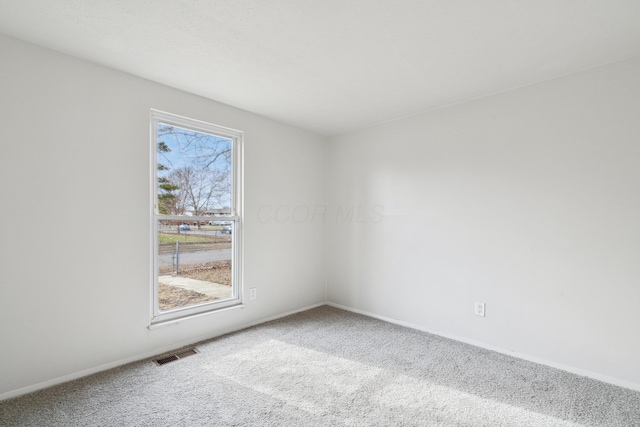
0, 302, 325, 402
148, 303, 245, 329
150, 109, 243, 141
151, 293, 242, 324
149, 109, 244, 325
326, 302, 640, 392
4, 301, 637, 401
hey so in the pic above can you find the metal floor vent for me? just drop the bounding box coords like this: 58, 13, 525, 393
153, 348, 199, 366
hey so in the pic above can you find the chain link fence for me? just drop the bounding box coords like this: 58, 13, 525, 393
157, 223, 232, 275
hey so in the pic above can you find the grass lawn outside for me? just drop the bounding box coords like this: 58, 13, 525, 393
158, 233, 231, 252
158, 233, 217, 243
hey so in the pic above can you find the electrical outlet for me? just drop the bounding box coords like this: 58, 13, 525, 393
474, 301, 486, 317
249, 288, 257, 300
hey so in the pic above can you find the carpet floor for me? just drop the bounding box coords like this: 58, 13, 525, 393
1, 306, 639, 426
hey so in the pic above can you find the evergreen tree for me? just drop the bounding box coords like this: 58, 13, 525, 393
158, 141, 179, 214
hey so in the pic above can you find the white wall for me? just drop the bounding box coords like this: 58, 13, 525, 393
0, 34, 326, 398
2, 30, 639, 400
327, 57, 640, 389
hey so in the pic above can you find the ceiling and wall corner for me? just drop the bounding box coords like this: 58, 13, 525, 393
0, 1, 639, 137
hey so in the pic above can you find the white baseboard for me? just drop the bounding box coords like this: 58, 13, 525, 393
0, 302, 326, 402
4, 300, 637, 401
326, 302, 640, 393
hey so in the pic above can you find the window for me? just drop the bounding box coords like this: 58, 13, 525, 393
151, 110, 242, 324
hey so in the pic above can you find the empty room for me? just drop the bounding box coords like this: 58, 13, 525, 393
1, 1, 639, 425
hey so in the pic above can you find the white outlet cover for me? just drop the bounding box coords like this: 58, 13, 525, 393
474, 302, 486, 317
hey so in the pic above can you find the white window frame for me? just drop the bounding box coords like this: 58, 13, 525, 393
150, 109, 243, 325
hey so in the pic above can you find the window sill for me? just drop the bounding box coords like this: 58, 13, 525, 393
148, 303, 244, 329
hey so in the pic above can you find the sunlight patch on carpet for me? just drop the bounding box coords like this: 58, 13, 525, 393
205, 339, 382, 414
206, 339, 586, 426
371, 374, 583, 427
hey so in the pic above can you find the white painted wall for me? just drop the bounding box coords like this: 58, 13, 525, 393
2, 28, 639, 400
327, 57, 640, 389
0, 34, 326, 398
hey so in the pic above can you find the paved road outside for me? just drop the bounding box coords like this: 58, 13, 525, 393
159, 248, 231, 270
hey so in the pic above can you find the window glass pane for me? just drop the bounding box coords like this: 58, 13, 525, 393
157, 220, 233, 312
157, 123, 232, 216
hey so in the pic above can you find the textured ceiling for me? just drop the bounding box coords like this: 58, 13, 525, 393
1, 1, 640, 136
